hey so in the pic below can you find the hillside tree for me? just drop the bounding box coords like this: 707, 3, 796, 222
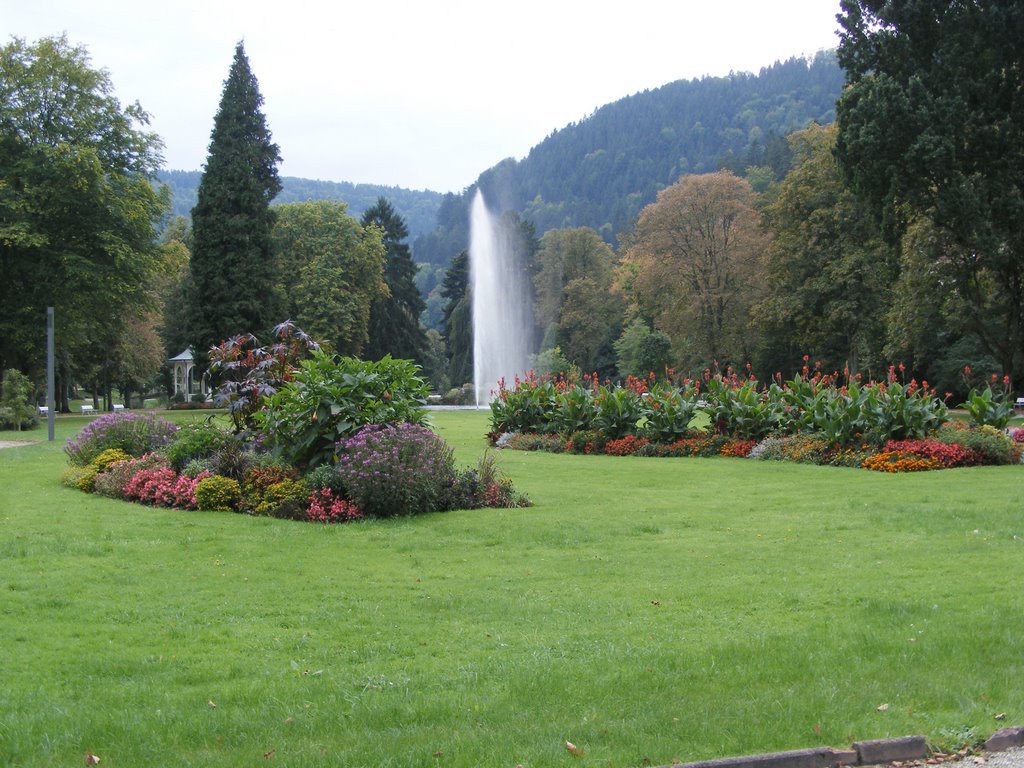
187, 41, 281, 362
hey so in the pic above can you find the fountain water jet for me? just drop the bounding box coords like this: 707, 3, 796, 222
470, 189, 533, 405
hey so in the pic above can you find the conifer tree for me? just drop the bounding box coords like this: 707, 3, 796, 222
361, 197, 428, 363
188, 41, 281, 361
440, 251, 472, 386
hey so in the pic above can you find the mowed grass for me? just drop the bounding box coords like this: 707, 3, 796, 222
1, 410, 1022, 767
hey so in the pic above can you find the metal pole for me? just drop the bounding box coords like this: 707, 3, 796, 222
47, 307, 55, 441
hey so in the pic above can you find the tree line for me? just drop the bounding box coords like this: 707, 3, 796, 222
3, 1, 1021, 409
157, 169, 444, 244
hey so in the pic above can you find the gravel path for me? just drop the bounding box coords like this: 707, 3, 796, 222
0, 440, 36, 449
936, 748, 1024, 768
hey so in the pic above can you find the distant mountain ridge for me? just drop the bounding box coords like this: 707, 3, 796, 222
158, 170, 445, 242
413, 51, 845, 266
160, 52, 845, 269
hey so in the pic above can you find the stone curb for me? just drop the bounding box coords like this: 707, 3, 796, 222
658, 729, 1024, 768
986, 728, 1024, 753
659, 737, 929, 768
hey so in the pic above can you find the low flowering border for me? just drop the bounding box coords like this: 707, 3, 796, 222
495, 423, 1022, 472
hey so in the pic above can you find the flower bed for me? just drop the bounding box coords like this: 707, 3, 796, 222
490, 367, 1023, 472
61, 323, 530, 520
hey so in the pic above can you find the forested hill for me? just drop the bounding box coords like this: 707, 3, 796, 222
412, 51, 844, 266
158, 170, 444, 242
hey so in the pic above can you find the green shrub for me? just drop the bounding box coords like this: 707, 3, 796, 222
959, 386, 1015, 429
195, 475, 241, 512
303, 463, 347, 495
164, 423, 236, 471
182, 458, 215, 478
262, 349, 430, 471
0, 368, 38, 431
239, 465, 302, 516
934, 424, 1019, 465
256, 479, 310, 519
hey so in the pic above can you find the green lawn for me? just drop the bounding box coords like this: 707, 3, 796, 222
1, 410, 1022, 767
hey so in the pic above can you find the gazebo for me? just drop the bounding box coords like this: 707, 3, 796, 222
168, 347, 207, 403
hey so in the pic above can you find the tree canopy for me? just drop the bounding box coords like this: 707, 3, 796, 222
533, 227, 621, 376
272, 201, 387, 356
756, 123, 895, 377
618, 171, 767, 371
0, 34, 168, 403
835, 0, 1024, 384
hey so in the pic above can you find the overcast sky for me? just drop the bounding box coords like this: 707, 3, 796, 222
5, 0, 843, 193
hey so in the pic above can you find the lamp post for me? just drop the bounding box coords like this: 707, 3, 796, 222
47, 307, 55, 441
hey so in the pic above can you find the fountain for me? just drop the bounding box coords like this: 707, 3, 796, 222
470, 189, 533, 405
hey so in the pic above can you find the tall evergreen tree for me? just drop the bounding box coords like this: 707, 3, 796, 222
361, 197, 428, 363
187, 41, 281, 361
440, 251, 472, 386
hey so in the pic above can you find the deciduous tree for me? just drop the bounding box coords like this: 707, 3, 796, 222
0, 35, 168, 403
756, 123, 896, 376
272, 201, 387, 356
533, 227, 621, 375
618, 171, 767, 372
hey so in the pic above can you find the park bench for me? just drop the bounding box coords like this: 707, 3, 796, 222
112, 404, 124, 411
1015, 397, 1024, 413
80, 404, 95, 414
38, 405, 48, 417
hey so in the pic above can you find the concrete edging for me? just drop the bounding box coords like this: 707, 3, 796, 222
661, 729, 1024, 768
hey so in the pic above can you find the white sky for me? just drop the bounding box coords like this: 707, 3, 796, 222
4, 0, 842, 193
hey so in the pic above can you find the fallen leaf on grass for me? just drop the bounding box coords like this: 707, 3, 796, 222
566, 740, 585, 757
876, 703, 889, 712
207, 699, 217, 709
264, 749, 275, 760
995, 713, 1007, 720
85, 755, 100, 766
